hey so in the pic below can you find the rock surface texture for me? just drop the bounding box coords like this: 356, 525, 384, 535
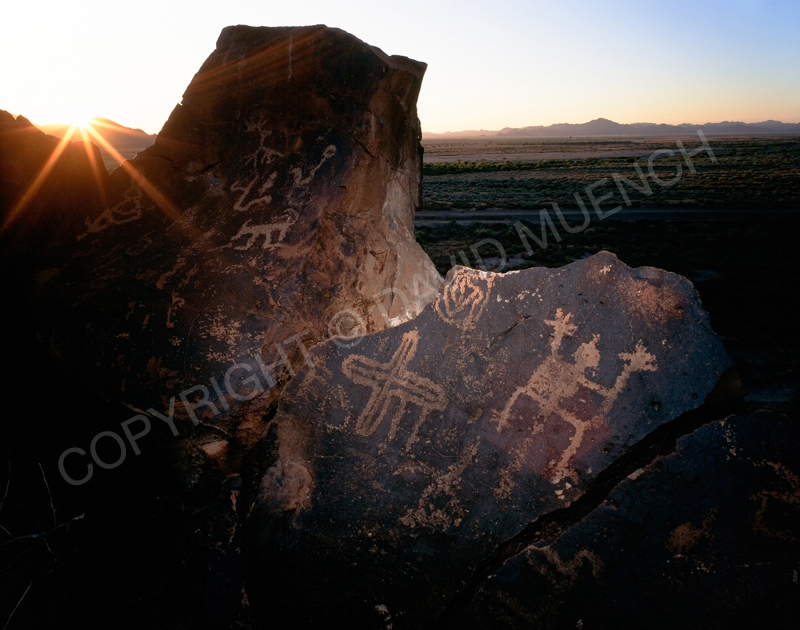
13, 25, 440, 626
34, 25, 441, 472
456, 411, 800, 630
251, 252, 734, 627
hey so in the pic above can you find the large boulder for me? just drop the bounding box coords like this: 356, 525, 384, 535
250, 251, 736, 627
17, 24, 441, 627
34, 25, 441, 480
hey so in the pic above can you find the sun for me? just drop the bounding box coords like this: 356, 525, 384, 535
71, 114, 96, 132
56, 105, 96, 132
74, 117, 95, 131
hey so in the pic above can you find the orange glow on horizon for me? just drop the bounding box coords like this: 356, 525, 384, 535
83, 124, 187, 229
1, 116, 205, 247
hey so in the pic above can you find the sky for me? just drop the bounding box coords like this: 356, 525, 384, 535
1, 0, 798, 134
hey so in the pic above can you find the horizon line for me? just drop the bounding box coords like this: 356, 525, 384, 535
423, 116, 800, 135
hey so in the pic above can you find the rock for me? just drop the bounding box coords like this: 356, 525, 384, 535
250, 251, 735, 627
19, 25, 440, 627
457, 411, 800, 630
34, 25, 440, 462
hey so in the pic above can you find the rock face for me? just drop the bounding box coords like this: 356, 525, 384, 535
13, 25, 440, 627
250, 251, 734, 627
33, 25, 441, 475
457, 411, 800, 630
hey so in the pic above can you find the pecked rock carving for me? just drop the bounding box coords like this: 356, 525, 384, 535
30, 24, 442, 482
251, 251, 734, 627
494, 308, 658, 483
16, 25, 441, 626
455, 412, 799, 630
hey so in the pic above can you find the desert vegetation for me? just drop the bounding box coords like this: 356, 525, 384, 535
416, 136, 800, 416
421, 137, 800, 211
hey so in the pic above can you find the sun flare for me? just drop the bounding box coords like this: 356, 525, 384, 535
74, 117, 95, 131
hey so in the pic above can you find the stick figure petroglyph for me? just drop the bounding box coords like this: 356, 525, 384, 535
243, 116, 283, 168
494, 308, 657, 483
342, 330, 446, 450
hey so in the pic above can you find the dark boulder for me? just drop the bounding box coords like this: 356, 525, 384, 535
251, 251, 735, 627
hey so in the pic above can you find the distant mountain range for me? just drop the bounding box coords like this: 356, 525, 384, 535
36, 117, 156, 149
422, 117, 800, 139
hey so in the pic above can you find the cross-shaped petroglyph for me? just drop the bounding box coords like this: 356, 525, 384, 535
342, 330, 446, 450
494, 308, 657, 483
228, 210, 298, 251
78, 180, 144, 239
434, 270, 494, 329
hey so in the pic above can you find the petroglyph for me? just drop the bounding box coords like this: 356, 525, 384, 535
399, 440, 479, 529
166, 292, 186, 329
751, 460, 800, 540
290, 145, 337, 188
342, 330, 446, 450
531, 545, 603, 579
229, 210, 298, 251
434, 270, 494, 328
78, 180, 144, 239
243, 116, 283, 168
494, 309, 657, 483
231, 172, 277, 212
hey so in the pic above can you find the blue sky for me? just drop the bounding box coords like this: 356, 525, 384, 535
1, 0, 797, 133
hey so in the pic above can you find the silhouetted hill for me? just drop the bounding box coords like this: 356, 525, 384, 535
423, 117, 800, 138
37, 117, 156, 149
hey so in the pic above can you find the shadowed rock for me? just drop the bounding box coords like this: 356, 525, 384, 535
33, 25, 441, 474
11, 25, 440, 626
250, 251, 734, 627
457, 411, 800, 630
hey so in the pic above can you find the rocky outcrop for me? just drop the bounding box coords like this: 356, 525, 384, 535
17, 25, 440, 626
250, 252, 736, 627
455, 411, 799, 629
34, 25, 441, 476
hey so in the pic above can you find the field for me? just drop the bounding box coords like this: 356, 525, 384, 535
421, 136, 800, 211
415, 135, 800, 415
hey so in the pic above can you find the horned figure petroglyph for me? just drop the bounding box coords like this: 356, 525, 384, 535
228, 210, 298, 251
494, 308, 657, 483
342, 330, 446, 450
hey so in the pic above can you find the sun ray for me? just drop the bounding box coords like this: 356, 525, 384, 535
1, 123, 79, 234
77, 122, 108, 207
83, 125, 209, 245
83, 125, 184, 224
